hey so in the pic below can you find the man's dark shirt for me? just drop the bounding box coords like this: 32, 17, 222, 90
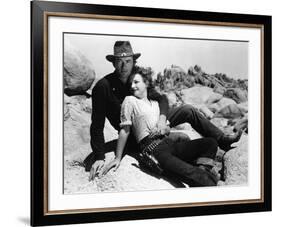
85, 71, 169, 170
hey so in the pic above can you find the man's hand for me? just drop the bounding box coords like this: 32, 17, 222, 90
88, 160, 104, 181
168, 131, 190, 143
100, 158, 121, 177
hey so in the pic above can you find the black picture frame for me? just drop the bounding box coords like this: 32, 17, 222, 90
31, 1, 272, 226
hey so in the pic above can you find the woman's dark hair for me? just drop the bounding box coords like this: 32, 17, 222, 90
127, 66, 163, 101
128, 66, 154, 90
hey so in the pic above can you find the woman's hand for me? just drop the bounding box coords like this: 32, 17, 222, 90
156, 118, 170, 135
100, 158, 121, 176
89, 160, 105, 181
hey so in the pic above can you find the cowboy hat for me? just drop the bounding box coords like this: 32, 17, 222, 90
106, 41, 141, 62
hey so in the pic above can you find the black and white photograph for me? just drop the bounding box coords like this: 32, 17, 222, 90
30, 1, 271, 226
63, 33, 249, 194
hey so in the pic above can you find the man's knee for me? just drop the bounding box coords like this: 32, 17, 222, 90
168, 104, 201, 127
180, 104, 201, 121
181, 104, 197, 114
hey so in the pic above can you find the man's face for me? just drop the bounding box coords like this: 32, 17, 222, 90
114, 56, 134, 80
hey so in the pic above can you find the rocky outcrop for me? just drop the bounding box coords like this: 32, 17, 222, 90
223, 134, 248, 185
224, 88, 248, 103
64, 151, 180, 194
206, 93, 223, 105
214, 103, 245, 119
64, 95, 119, 193
156, 65, 194, 91
64, 63, 249, 194
208, 97, 237, 113
156, 65, 248, 95
64, 41, 96, 96
199, 105, 214, 119
64, 106, 197, 194
64, 95, 118, 159
213, 84, 227, 95
237, 102, 248, 113
180, 86, 214, 105
164, 91, 182, 108
188, 65, 225, 90
64, 95, 92, 163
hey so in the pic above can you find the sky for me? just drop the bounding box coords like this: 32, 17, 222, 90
65, 33, 248, 80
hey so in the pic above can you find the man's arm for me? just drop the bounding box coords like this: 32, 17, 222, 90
84, 79, 108, 173
148, 88, 170, 134
148, 88, 169, 116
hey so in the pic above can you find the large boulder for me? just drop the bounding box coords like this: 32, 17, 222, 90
64, 41, 96, 96
180, 86, 214, 106
180, 87, 218, 119
64, 96, 92, 162
223, 134, 248, 185
92, 152, 185, 193
237, 102, 248, 113
64, 95, 120, 194
63, 95, 118, 161
205, 93, 223, 105
64, 151, 187, 194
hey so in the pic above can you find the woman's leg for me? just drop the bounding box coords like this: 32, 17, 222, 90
172, 137, 218, 164
153, 138, 218, 187
172, 137, 220, 180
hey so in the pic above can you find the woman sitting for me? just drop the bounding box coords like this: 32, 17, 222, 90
101, 67, 220, 187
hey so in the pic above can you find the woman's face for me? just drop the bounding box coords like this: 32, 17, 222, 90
130, 73, 147, 99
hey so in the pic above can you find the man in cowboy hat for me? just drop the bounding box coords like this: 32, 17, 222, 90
84, 41, 170, 180
85, 40, 242, 181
